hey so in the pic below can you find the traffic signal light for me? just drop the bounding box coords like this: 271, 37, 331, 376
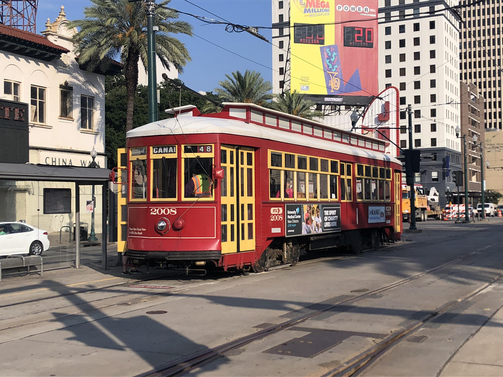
453, 170, 463, 186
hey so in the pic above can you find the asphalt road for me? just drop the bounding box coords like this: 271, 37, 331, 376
0, 218, 502, 376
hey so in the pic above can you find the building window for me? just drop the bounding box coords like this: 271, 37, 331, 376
60, 84, 73, 119
279, 54, 284, 62
385, 26, 391, 35
414, 124, 421, 133
385, 55, 392, 64
430, 79, 436, 88
400, 140, 407, 148
399, 24, 405, 33
414, 51, 420, 60
279, 67, 284, 75
414, 81, 421, 89
414, 139, 421, 147
30, 85, 46, 124
414, 37, 420, 46
430, 108, 436, 117
400, 96, 406, 105
430, 94, 436, 103
432, 171, 438, 181
385, 69, 392, 78
385, 41, 391, 49
4, 80, 20, 102
399, 39, 406, 48
399, 53, 406, 62
413, 23, 420, 31
414, 109, 421, 118
400, 111, 407, 120
279, 41, 284, 49
430, 20, 436, 29
400, 68, 406, 76
414, 66, 421, 74
431, 138, 437, 147
431, 123, 436, 132
279, 14, 283, 22
400, 126, 407, 134
81, 95, 94, 130
430, 35, 436, 44
400, 82, 406, 91
414, 95, 421, 104
430, 50, 436, 58
430, 65, 436, 73
279, 1, 283, 9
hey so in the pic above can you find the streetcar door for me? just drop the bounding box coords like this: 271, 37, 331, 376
394, 172, 402, 233
220, 146, 255, 254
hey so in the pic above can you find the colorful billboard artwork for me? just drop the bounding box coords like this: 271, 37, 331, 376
320, 44, 363, 95
290, 0, 378, 98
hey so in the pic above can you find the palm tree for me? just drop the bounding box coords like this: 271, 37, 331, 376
215, 70, 273, 105
70, 0, 192, 132
270, 90, 323, 120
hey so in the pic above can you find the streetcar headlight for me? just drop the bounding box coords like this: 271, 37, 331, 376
155, 218, 170, 234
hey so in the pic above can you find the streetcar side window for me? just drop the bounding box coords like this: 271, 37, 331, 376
340, 162, 352, 201
270, 169, 281, 198
131, 159, 147, 199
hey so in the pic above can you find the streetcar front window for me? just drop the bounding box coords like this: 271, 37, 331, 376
152, 158, 177, 199
184, 157, 213, 198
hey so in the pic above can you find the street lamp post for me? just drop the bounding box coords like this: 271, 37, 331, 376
455, 126, 469, 222
473, 134, 485, 219
407, 105, 417, 230
88, 146, 98, 242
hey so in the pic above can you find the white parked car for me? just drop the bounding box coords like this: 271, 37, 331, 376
477, 203, 496, 217
0, 222, 50, 256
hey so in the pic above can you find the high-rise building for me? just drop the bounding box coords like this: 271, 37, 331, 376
460, 0, 503, 203
460, 0, 502, 131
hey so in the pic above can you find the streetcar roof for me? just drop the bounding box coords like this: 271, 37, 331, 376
127, 104, 401, 165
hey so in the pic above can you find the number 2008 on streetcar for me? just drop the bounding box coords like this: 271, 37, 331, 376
122, 102, 403, 272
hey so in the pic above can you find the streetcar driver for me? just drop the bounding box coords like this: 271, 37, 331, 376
185, 169, 212, 197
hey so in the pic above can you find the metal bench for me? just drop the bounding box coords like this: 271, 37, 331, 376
0, 255, 43, 281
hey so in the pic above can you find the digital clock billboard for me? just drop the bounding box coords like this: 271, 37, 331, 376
290, 0, 378, 101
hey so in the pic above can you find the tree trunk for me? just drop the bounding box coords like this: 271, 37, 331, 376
125, 51, 140, 133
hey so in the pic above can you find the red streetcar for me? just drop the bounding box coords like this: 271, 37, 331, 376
124, 103, 402, 272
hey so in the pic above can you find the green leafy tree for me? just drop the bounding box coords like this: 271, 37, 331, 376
269, 90, 323, 120
70, 0, 192, 132
215, 70, 272, 105
484, 189, 503, 205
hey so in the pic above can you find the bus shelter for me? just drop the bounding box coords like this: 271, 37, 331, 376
0, 162, 112, 269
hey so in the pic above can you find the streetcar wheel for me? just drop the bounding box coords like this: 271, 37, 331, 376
288, 242, 300, 266
252, 250, 268, 273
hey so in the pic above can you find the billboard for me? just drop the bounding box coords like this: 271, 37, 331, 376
290, 0, 378, 103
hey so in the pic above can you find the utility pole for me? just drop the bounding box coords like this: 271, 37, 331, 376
407, 104, 417, 231
146, 0, 158, 122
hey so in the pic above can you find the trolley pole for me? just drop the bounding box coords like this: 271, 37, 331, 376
146, 0, 158, 123
407, 104, 417, 231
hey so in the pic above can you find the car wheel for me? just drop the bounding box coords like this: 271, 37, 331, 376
29, 241, 43, 255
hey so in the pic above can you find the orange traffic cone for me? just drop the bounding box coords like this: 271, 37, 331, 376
498, 209, 502, 217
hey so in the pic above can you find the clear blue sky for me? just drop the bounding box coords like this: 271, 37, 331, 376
37, 0, 273, 93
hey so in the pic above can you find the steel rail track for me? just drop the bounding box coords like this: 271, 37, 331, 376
137, 249, 488, 377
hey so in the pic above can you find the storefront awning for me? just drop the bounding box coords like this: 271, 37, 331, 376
0, 163, 111, 184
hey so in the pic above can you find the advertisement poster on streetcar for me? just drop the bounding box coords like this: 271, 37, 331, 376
286, 204, 341, 236
368, 205, 385, 224
290, 0, 378, 100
